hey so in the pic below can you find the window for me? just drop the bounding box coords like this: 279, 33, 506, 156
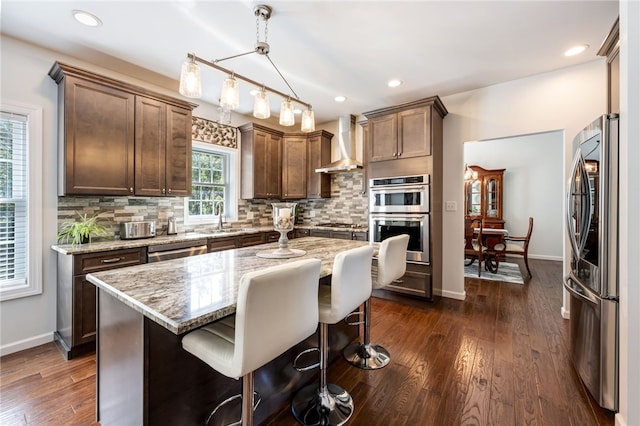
0, 102, 42, 301
185, 141, 237, 224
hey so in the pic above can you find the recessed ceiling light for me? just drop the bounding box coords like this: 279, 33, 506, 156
564, 44, 589, 57
334, 95, 347, 103
73, 10, 102, 27
388, 79, 403, 88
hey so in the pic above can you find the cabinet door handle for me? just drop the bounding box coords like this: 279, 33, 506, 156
129, 187, 133, 193
162, 188, 166, 194
167, 188, 172, 194
101, 257, 124, 264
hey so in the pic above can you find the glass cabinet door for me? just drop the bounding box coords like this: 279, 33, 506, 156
486, 178, 498, 217
466, 180, 482, 215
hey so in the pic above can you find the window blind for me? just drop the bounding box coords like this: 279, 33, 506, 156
0, 111, 28, 287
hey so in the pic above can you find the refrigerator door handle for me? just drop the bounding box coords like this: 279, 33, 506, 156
566, 152, 585, 259
564, 274, 599, 306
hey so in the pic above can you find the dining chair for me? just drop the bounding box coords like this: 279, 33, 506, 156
464, 216, 486, 277
496, 216, 534, 278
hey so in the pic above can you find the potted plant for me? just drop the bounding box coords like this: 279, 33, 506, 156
57, 211, 109, 245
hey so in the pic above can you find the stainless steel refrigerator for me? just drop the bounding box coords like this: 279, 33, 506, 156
565, 113, 619, 411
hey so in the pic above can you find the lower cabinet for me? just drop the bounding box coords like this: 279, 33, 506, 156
56, 247, 146, 359
374, 259, 433, 300
309, 229, 369, 241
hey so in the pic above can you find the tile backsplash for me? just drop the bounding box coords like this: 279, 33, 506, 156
57, 172, 368, 239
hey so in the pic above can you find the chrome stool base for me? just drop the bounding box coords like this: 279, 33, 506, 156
343, 341, 390, 370
291, 383, 354, 426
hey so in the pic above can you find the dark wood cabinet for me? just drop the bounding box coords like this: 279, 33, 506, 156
597, 18, 620, 114
364, 96, 447, 180
376, 260, 432, 299
240, 123, 334, 200
282, 134, 308, 199
309, 229, 368, 241
306, 130, 333, 199
294, 229, 311, 239
366, 104, 433, 162
49, 62, 195, 197
53, 74, 136, 195
464, 165, 505, 229
56, 247, 146, 359
359, 120, 369, 195
239, 123, 282, 199
136, 99, 192, 196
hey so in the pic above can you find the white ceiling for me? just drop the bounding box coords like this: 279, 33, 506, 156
1, 1, 619, 124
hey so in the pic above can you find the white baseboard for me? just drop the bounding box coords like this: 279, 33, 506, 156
0, 332, 54, 357
441, 289, 466, 300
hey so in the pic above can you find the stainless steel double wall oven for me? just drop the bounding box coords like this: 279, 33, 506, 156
369, 174, 430, 264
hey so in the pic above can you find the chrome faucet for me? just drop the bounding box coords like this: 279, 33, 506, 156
214, 201, 224, 231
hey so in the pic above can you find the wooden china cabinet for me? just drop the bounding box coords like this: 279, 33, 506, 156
464, 165, 505, 229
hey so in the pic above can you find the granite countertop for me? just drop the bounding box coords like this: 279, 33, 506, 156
51, 224, 368, 255
86, 237, 370, 335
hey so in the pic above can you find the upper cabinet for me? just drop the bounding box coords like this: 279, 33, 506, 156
306, 130, 333, 199
282, 134, 307, 199
49, 62, 196, 197
364, 97, 447, 163
464, 165, 505, 229
135, 99, 192, 196
239, 123, 282, 199
597, 18, 619, 114
239, 124, 333, 200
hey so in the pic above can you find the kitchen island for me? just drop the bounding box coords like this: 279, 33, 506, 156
86, 237, 369, 425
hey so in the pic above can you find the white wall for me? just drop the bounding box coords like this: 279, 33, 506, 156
464, 131, 564, 260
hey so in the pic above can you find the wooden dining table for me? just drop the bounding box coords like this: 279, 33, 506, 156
475, 227, 509, 272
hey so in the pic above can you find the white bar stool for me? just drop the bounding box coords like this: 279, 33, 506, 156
343, 234, 409, 370
182, 258, 321, 426
291, 245, 375, 426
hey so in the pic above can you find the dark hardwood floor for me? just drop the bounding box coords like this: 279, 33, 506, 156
0, 259, 614, 425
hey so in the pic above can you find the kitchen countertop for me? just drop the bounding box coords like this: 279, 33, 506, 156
86, 237, 369, 335
51, 224, 368, 255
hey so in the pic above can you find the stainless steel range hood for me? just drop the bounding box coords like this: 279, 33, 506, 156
315, 115, 363, 173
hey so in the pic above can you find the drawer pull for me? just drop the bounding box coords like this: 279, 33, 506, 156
101, 257, 124, 264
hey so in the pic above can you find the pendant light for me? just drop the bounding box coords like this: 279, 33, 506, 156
179, 56, 202, 98
253, 88, 271, 119
179, 5, 316, 132
220, 74, 239, 110
279, 98, 295, 126
301, 108, 315, 132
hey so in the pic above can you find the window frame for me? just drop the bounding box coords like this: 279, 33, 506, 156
184, 141, 238, 225
0, 100, 43, 301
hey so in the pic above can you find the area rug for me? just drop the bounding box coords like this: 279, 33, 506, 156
464, 261, 524, 284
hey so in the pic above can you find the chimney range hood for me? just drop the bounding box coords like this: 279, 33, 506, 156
315, 115, 362, 173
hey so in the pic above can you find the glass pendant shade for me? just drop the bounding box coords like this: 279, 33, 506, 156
179, 58, 202, 98
220, 75, 240, 110
279, 99, 295, 126
253, 89, 271, 119
301, 108, 315, 132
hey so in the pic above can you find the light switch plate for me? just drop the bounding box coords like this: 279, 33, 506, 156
445, 201, 457, 212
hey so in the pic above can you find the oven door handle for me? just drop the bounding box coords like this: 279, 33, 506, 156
371, 185, 427, 193
370, 213, 427, 220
